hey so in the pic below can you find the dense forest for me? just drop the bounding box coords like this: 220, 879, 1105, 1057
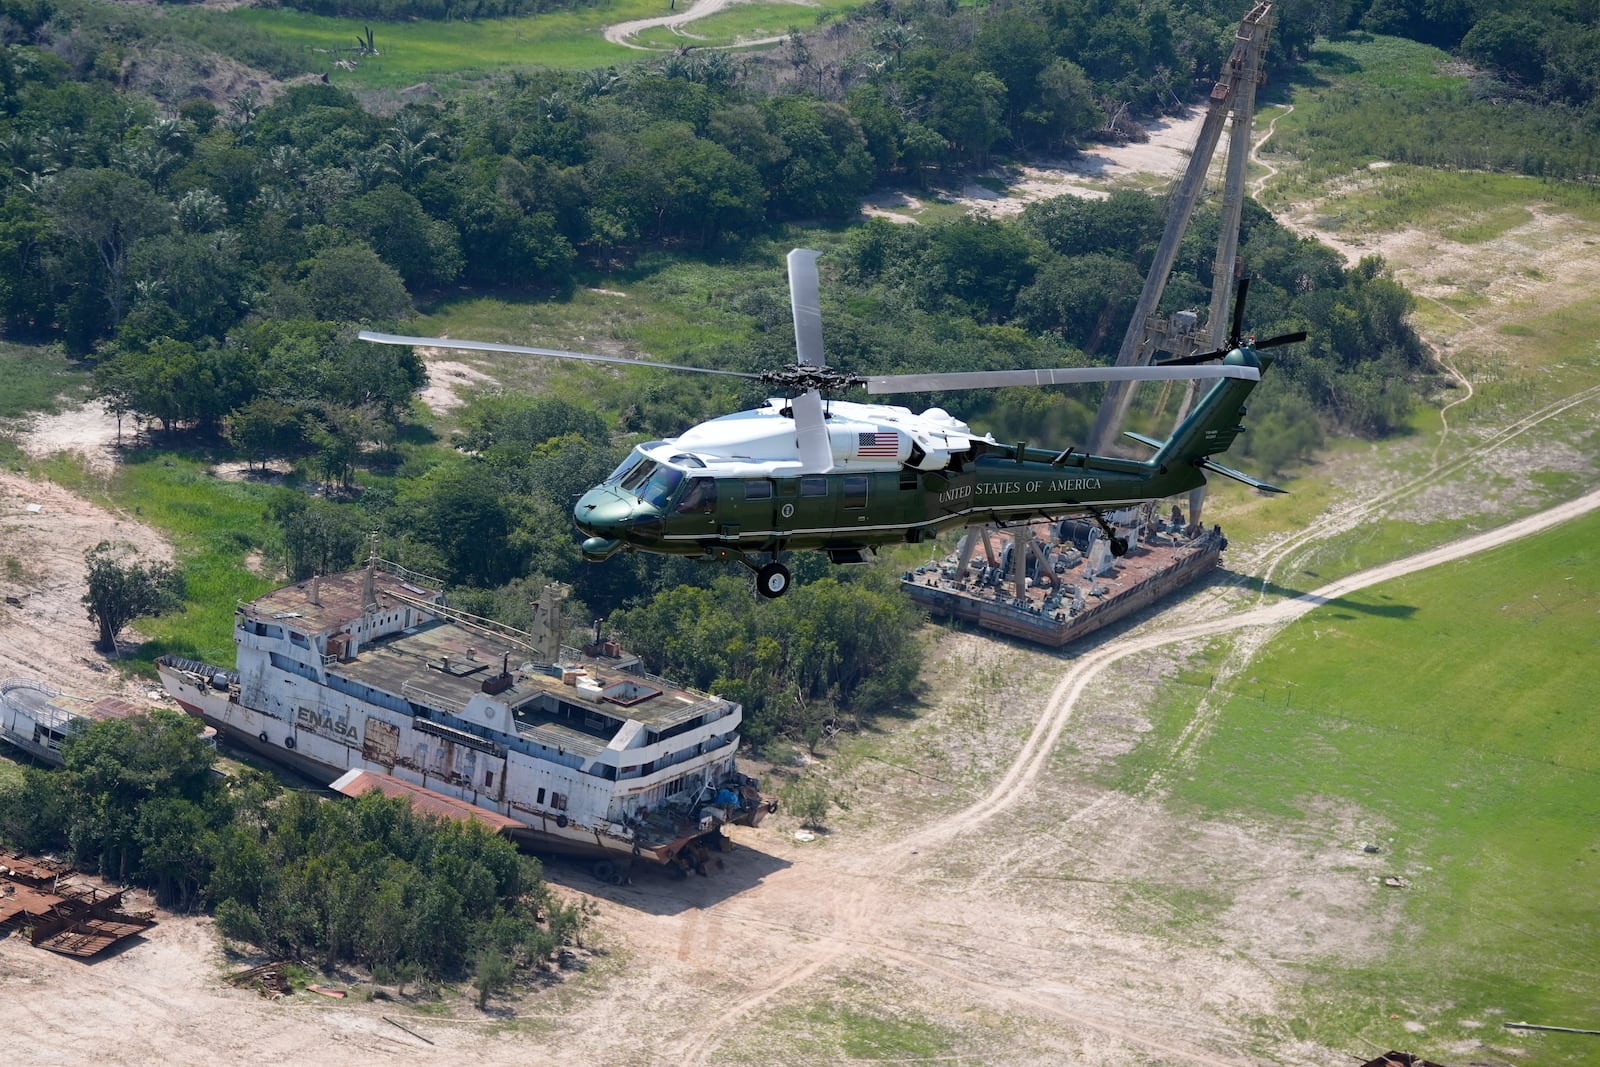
0, 0, 1587, 749
0, 710, 585, 996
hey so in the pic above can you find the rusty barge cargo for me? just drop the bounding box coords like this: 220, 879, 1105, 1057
158, 558, 771, 879
902, 512, 1224, 648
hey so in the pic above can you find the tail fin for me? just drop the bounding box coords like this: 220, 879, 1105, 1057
1144, 348, 1284, 492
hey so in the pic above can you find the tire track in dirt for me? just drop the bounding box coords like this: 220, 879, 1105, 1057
1242, 382, 1600, 593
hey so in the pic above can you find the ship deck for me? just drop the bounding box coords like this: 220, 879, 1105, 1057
330, 618, 723, 756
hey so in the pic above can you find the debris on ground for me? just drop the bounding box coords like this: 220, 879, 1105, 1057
227, 962, 291, 998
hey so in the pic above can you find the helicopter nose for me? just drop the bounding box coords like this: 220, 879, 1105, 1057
574, 490, 663, 543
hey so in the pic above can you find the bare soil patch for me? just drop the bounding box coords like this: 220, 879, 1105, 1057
0, 469, 173, 703
17, 400, 126, 476
942, 108, 1209, 216
420, 357, 499, 416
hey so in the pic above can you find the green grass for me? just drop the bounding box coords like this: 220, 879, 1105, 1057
1124, 510, 1600, 1063
633, 0, 854, 48
224, 0, 843, 86
0, 343, 91, 422
42, 450, 279, 671
727, 995, 964, 1063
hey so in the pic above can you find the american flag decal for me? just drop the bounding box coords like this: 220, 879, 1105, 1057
857, 431, 899, 457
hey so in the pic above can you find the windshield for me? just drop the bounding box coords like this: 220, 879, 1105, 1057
639, 466, 684, 510
607, 451, 649, 487
618, 458, 657, 494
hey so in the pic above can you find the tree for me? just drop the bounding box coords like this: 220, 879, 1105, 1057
302, 243, 412, 322
45, 168, 172, 334
82, 541, 185, 653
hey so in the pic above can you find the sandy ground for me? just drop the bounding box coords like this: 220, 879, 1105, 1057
0, 470, 173, 702
864, 108, 1210, 224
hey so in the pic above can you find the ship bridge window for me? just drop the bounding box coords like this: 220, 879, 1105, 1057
289, 631, 310, 649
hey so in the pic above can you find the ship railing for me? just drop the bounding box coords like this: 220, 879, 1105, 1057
386, 588, 545, 659
2, 677, 64, 700
372, 557, 446, 590
401, 680, 467, 717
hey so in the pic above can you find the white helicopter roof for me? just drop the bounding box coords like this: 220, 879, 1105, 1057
646, 398, 992, 476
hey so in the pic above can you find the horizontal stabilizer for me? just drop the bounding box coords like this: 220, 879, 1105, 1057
1199, 458, 1286, 494
1122, 430, 1165, 450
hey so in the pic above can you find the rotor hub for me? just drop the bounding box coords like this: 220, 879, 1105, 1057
758, 366, 864, 393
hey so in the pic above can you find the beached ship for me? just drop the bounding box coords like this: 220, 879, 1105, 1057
1, 678, 159, 765
158, 559, 771, 878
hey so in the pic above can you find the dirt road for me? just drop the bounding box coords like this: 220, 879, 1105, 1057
604, 0, 797, 50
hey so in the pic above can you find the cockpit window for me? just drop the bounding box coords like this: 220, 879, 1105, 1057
607, 451, 649, 487
639, 466, 684, 509
619, 458, 657, 493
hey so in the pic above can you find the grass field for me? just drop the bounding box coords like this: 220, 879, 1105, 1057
1116, 509, 1600, 1064
224, 0, 836, 87
632, 0, 852, 48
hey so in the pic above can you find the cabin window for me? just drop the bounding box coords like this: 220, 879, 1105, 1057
485, 771, 494, 788
743, 480, 771, 501
552, 792, 567, 811
665, 777, 686, 797
537, 787, 546, 804
843, 474, 868, 510
675, 477, 717, 514
800, 476, 828, 498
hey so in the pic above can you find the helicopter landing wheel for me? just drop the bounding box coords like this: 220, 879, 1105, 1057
755, 561, 791, 599
1110, 536, 1129, 557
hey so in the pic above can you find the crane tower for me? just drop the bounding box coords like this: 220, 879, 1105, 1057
1085, 1, 1277, 456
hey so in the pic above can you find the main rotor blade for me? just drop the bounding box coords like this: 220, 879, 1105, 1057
1255, 329, 1307, 349
866, 364, 1259, 395
791, 388, 833, 474
787, 248, 826, 369
357, 331, 761, 381
1229, 276, 1250, 349
1160, 329, 1308, 367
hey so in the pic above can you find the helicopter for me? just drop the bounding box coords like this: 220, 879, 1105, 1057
360, 249, 1303, 598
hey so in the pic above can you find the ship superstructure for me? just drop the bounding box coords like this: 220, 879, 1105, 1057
158, 559, 770, 876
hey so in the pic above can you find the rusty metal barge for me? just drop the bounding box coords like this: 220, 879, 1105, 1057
902, 510, 1224, 648
157, 559, 771, 879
